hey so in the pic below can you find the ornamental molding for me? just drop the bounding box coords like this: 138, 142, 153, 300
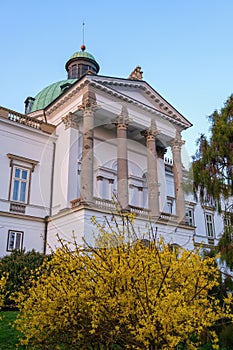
62, 112, 79, 130
114, 105, 132, 126
45, 75, 191, 130
141, 120, 161, 138
169, 131, 185, 150
7, 153, 39, 172
90, 76, 191, 128
88, 79, 190, 129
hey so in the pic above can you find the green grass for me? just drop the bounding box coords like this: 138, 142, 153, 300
0, 311, 25, 350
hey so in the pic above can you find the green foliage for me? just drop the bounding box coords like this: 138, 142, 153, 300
219, 323, 233, 349
192, 94, 233, 211
0, 249, 45, 307
218, 225, 233, 271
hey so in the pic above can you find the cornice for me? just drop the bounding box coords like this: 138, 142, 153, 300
88, 80, 189, 129
44, 74, 191, 130
90, 76, 192, 128
0, 210, 45, 222
0, 117, 57, 140
46, 79, 90, 115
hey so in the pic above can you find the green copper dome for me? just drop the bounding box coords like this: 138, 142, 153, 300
29, 79, 77, 112
25, 46, 99, 113
65, 46, 100, 78
68, 50, 96, 61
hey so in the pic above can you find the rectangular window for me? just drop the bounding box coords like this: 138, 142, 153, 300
11, 166, 29, 203
7, 153, 38, 207
7, 230, 24, 251
185, 208, 194, 226
224, 214, 233, 228
166, 198, 174, 214
205, 213, 215, 237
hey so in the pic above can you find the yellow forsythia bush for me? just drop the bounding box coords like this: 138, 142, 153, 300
14, 213, 233, 349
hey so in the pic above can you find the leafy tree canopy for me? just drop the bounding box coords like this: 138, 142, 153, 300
192, 94, 233, 211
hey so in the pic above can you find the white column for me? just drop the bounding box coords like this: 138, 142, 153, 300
142, 121, 160, 217
78, 91, 99, 205
114, 105, 131, 211
81, 107, 95, 204
170, 130, 185, 223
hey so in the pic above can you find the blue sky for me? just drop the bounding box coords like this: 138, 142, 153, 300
1, 0, 233, 157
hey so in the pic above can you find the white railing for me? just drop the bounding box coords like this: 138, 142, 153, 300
0, 106, 55, 134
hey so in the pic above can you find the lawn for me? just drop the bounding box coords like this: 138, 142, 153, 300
0, 311, 25, 350
0, 311, 231, 350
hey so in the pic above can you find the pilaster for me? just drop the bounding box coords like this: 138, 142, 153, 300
60, 113, 80, 207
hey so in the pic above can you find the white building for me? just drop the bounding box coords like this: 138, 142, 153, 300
0, 46, 225, 257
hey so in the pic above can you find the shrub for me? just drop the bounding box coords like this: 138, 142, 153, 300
0, 249, 45, 307
14, 214, 233, 349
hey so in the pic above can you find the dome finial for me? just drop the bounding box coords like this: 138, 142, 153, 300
81, 21, 86, 51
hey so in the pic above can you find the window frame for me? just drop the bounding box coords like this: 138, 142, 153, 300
10, 165, 31, 204
205, 212, 215, 238
185, 207, 195, 226
6, 230, 24, 252
7, 153, 38, 205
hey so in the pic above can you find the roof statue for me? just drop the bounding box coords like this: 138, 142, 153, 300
128, 66, 143, 80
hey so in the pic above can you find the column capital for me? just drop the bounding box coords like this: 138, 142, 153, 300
169, 131, 185, 150
62, 112, 79, 130
114, 105, 132, 127
77, 102, 100, 115
141, 120, 160, 139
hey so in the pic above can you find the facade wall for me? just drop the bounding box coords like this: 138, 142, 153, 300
0, 117, 55, 256
0, 215, 45, 256
0, 75, 227, 257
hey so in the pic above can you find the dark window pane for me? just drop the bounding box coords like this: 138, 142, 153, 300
20, 182, 27, 202
13, 180, 19, 201
22, 170, 27, 180
8, 232, 15, 250
15, 168, 20, 178
15, 233, 21, 250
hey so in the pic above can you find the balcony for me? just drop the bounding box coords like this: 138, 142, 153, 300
70, 197, 180, 223
0, 106, 55, 134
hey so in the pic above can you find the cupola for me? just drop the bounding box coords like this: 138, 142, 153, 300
25, 45, 99, 113
65, 45, 100, 79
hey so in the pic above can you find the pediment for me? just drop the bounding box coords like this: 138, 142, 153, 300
88, 75, 192, 130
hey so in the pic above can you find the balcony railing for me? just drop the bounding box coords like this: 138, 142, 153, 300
159, 212, 177, 222
0, 106, 55, 134
70, 197, 180, 222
